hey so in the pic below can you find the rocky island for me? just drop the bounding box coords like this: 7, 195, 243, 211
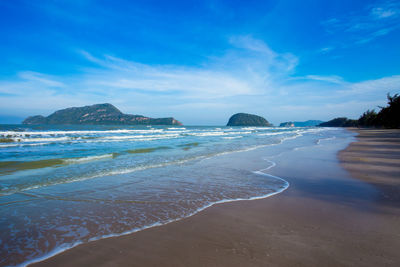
22, 103, 182, 125
226, 113, 272, 127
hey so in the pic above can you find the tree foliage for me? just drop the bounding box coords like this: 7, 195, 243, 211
319, 117, 358, 127
319, 93, 399, 128
358, 109, 377, 127
374, 93, 400, 128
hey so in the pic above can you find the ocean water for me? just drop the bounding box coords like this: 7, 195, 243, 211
0, 124, 346, 266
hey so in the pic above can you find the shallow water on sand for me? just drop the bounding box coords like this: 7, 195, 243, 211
0, 125, 350, 266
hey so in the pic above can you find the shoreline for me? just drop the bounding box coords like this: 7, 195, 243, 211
21, 157, 291, 266
23, 173, 290, 267
338, 128, 400, 206
31, 128, 400, 266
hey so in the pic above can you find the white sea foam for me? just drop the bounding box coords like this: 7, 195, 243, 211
2, 136, 295, 196
257, 132, 286, 136
0, 154, 208, 197
281, 133, 302, 141
0, 127, 346, 267
240, 127, 273, 130
103, 133, 179, 140
222, 136, 243, 139
20, 161, 289, 267
232, 131, 252, 135
0, 129, 165, 136
164, 130, 189, 134
0, 143, 19, 148
63, 154, 115, 164
3, 133, 182, 146
17, 137, 72, 142
0, 142, 50, 148
1, 128, 299, 148
259, 159, 276, 171
188, 131, 227, 137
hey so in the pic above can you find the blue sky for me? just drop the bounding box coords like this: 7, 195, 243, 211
0, 0, 399, 125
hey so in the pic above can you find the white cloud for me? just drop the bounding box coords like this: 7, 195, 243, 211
346, 75, 400, 96
228, 35, 298, 73
0, 71, 64, 96
371, 1, 399, 19
303, 75, 347, 85
372, 7, 397, 18
318, 46, 335, 54
0, 36, 398, 124
321, 1, 400, 46
73, 36, 299, 102
18, 71, 65, 87
0, 36, 298, 121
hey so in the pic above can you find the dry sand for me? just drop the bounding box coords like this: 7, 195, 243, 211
32, 129, 400, 267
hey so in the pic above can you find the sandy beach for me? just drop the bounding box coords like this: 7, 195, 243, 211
31, 128, 400, 267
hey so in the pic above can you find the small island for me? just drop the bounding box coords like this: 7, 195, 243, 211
22, 103, 183, 125
280, 120, 323, 127
226, 113, 272, 126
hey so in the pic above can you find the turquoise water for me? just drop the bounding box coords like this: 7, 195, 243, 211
0, 125, 343, 266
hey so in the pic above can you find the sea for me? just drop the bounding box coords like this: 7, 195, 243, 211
0, 124, 350, 266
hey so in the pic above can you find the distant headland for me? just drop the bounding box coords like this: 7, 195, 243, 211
227, 113, 272, 127
279, 120, 323, 127
318, 93, 399, 128
22, 103, 183, 126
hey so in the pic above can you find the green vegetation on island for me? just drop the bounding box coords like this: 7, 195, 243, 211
319, 117, 358, 127
319, 93, 400, 128
227, 113, 272, 127
22, 103, 183, 126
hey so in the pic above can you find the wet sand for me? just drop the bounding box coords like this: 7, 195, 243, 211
339, 129, 400, 205
32, 129, 400, 267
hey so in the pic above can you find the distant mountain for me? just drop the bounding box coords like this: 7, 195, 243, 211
227, 113, 272, 127
279, 120, 323, 127
279, 122, 295, 127
22, 103, 182, 125
318, 117, 357, 127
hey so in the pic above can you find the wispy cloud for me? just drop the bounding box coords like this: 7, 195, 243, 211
317, 46, 335, 54
345, 75, 400, 96
18, 71, 65, 87
371, 1, 400, 19
0, 71, 64, 96
320, 0, 400, 50
0, 36, 398, 124
0, 36, 298, 122
302, 75, 347, 85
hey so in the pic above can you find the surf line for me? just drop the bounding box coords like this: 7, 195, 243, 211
253, 158, 289, 196
21, 161, 289, 267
